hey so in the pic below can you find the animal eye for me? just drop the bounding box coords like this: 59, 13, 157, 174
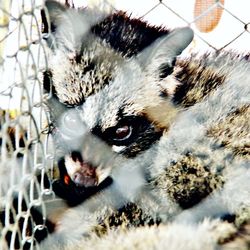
114, 125, 132, 141
92, 116, 145, 147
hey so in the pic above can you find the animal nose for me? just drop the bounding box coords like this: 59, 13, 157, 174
65, 149, 114, 188
73, 170, 97, 187
66, 151, 98, 187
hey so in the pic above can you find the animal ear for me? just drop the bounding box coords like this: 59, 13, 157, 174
44, 0, 67, 30
137, 27, 194, 78
42, 0, 108, 53
42, 1, 68, 49
43, 0, 92, 52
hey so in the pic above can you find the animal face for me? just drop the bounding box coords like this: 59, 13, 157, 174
43, 1, 193, 188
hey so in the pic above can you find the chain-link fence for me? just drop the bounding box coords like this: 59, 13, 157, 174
0, 0, 249, 249
0, 1, 54, 249
113, 0, 250, 52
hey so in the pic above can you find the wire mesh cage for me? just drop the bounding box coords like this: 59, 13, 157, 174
0, 0, 250, 249
0, 1, 54, 249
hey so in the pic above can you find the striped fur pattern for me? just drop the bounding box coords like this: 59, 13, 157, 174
38, 1, 250, 249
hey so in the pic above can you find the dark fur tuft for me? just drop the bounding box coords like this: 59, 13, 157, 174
91, 11, 170, 57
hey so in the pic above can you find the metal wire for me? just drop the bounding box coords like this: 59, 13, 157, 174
0, 1, 53, 249
0, 0, 249, 249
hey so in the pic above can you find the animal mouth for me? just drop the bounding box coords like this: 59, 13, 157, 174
52, 155, 113, 207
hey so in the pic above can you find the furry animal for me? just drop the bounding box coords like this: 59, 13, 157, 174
1, 0, 250, 249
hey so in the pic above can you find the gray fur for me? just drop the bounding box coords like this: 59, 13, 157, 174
40, 1, 250, 249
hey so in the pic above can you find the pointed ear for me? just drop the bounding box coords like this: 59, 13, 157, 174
42, 1, 109, 53
137, 27, 194, 78
41, 1, 68, 47
43, 1, 67, 31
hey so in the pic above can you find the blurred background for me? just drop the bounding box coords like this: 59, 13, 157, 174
71, 0, 250, 53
